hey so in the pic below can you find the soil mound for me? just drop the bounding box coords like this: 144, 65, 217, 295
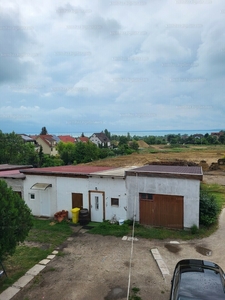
150, 159, 198, 166
137, 140, 149, 148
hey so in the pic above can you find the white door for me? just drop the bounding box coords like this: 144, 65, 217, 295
40, 192, 50, 216
90, 192, 104, 222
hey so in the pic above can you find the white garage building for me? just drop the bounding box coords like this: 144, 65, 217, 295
20, 164, 203, 229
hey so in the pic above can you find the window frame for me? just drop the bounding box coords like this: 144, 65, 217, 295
140, 193, 154, 200
111, 198, 119, 207
29, 193, 35, 200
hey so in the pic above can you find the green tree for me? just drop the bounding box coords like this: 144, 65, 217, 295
130, 140, 139, 151
0, 180, 33, 261
218, 133, 225, 144
83, 141, 99, 163
72, 142, 100, 164
127, 132, 131, 141
74, 142, 86, 164
38, 145, 44, 167
118, 135, 128, 146
40, 127, 48, 135
0, 131, 38, 165
57, 141, 76, 165
104, 129, 111, 139
41, 155, 63, 167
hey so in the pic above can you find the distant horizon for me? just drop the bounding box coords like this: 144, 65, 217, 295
14, 128, 224, 138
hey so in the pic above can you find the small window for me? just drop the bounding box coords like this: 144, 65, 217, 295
147, 194, 153, 200
95, 196, 99, 210
111, 198, 119, 206
30, 193, 35, 200
140, 193, 153, 200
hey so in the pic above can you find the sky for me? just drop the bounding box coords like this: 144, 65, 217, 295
0, 0, 224, 136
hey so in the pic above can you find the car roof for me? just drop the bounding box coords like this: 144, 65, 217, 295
176, 259, 225, 300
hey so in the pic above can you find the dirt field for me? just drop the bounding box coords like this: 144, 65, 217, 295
11, 147, 225, 300
85, 145, 225, 169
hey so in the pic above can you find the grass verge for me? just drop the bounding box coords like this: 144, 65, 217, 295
0, 218, 73, 293
88, 221, 130, 237
88, 220, 217, 241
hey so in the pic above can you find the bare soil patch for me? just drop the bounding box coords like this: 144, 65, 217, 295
84, 146, 225, 169
12, 213, 225, 300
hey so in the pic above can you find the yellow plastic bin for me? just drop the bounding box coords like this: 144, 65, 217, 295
71, 208, 80, 224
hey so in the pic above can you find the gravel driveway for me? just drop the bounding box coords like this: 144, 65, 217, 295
12, 207, 225, 300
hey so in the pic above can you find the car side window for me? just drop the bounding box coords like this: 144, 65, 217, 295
173, 269, 180, 299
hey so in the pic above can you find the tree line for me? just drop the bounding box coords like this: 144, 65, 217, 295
0, 129, 224, 167
0, 130, 139, 167
139, 131, 225, 145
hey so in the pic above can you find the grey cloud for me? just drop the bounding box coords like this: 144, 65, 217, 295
0, 8, 37, 83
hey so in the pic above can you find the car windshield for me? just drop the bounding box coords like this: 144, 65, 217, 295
178, 266, 225, 300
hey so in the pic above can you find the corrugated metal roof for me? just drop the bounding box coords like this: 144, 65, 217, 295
132, 165, 203, 175
89, 166, 138, 177
21, 165, 116, 176
20, 164, 203, 180
0, 170, 26, 179
0, 164, 33, 171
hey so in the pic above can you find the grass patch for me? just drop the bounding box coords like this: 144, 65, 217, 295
88, 221, 130, 237
133, 224, 216, 240
129, 287, 142, 300
87, 220, 213, 240
0, 218, 73, 293
0, 245, 49, 292
26, 218, 73, 248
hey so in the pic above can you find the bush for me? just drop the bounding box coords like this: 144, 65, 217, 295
0, 180, 33, 261
190, 224, 198, 234
200, 189, 219, 227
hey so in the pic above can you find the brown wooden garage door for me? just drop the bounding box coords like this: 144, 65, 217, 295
139, 193, 183, 229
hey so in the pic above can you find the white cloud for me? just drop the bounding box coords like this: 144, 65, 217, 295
0, 0, 224, 134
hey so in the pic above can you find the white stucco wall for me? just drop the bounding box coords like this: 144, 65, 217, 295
1, 178, 24, 197
22, 172, 200, 227
56, 177, 89, 218
126, 175, 200, 228
56, 176, 127, 221
23, 175, 57, 217
88, 176, 127, 221
23, 174, 127, 221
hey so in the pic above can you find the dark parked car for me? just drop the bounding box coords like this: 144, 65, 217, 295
170, 259, 225, 300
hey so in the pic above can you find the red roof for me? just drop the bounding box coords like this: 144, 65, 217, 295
0, 169, 26, 179
78, 137, 89, 143
58, 135, 76, 143
20, 165, 115, 176
36, 135, 57, 147
30, 135, 38, 139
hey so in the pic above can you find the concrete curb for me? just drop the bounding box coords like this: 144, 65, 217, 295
150, 248, 170, 278
122, 236, 138, 241
0, 250, 58, 300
